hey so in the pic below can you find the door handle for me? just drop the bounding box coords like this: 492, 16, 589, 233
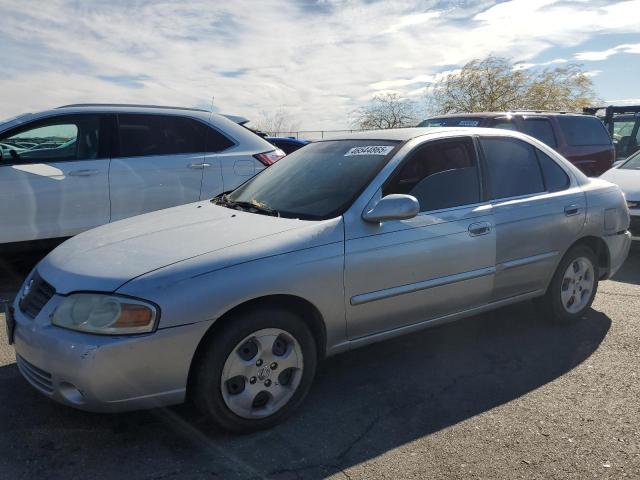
564, 204, 580, 216
468, 222, 492, 236
68, 169, 100, 176
187, 163, 211, 169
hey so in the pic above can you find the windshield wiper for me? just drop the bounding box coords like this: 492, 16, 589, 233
212, 195, 280, 217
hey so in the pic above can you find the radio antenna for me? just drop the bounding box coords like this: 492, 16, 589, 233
208, 96, 215, 121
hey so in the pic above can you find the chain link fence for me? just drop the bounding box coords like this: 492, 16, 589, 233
262, 127, 417, 141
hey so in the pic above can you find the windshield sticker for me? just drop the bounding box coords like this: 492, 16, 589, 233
344, 145, 394, 156
458, 120, 480, 127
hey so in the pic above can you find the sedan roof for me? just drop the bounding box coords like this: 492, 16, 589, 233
321, 126, 498, 142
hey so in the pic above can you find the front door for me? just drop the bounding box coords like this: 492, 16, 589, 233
109, 113, 205, 222
0, 114, 110, 243
344, 136, 496, 339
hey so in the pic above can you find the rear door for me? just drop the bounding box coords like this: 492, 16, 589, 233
478, 135, 585, 300
344, 136, 496, 339
0, 114, 110, 243
109, 114, 206, 222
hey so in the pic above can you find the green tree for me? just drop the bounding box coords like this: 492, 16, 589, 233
427, 56, 599, 114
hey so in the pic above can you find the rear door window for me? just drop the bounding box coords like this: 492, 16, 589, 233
557, 116, 611, 146
383, 137, 480, 211
521, 117, 557, 147
535, 150, 570, 192
480, 137, 545, 199
117, 114, 207, 157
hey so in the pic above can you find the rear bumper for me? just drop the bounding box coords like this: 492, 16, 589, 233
604, 231, 632, 278
12, 296, 213, 412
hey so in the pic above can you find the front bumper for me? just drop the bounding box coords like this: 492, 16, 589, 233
12, 295, 213, 412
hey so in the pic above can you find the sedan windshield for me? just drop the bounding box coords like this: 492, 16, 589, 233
620, 152, 640, 170
223, 140, 400, 219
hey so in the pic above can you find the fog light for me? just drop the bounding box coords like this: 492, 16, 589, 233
59, 382, 86, 405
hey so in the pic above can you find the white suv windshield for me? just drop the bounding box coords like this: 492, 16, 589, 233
621, 152, 640, 170
222, 140, 400, 220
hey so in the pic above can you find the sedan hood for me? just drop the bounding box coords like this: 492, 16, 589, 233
38, 201, 324, 294
600, 168, 640, 200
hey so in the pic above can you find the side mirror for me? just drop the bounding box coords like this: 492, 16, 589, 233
362, 194, 420, 223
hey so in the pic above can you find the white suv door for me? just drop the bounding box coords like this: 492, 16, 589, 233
0, 114, 110, 244
109, 114, 209, 222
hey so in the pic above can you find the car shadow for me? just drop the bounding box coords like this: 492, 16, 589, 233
611, 245, 640, 285
0, 251, 46, 302
0, 302, 611, 479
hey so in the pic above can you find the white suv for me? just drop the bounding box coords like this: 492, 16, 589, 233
0, 104, 283, 248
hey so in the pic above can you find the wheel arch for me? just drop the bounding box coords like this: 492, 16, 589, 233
186, 294, 327, 397
564, 235, 610, 279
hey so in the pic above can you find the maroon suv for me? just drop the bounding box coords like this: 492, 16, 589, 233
418, 112, 614, 176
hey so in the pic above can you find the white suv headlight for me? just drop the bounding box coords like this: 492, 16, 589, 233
52, 293, 158, 335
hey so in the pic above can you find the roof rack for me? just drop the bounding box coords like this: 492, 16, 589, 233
56, 103, 209, 113
507, 109, 577, 114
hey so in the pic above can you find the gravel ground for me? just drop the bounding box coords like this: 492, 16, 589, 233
0, 249, 638, 479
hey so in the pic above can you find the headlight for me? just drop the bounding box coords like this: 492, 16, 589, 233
52, 293, 158, 335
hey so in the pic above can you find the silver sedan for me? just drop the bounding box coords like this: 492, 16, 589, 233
6, 127, 631, 432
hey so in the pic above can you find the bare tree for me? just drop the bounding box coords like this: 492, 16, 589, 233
426, 56, 599, 114
354, 93, 419, 130
249, 108, 301, 135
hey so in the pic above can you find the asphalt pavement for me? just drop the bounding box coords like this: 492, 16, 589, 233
0, 249, 638, 479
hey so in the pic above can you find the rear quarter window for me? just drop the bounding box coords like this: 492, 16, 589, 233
557, 116, 611, 146
520, 117, 557, 147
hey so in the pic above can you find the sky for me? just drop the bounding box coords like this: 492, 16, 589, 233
1, 0, 640, 130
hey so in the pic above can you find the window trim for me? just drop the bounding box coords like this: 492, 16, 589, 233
0, 113, 109, 166
380, 135, 484, 214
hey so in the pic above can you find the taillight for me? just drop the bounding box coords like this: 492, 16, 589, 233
254, 149, 286, 166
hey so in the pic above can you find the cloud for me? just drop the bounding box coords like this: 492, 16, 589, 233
575, 42, 640, 61
1, 0, 640, 129
383, 11, 441, 33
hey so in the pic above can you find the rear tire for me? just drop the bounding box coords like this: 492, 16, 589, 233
191, 305, 317, 433
535, 245, 599, 323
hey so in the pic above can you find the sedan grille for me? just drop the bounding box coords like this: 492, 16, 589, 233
16, 355, 54, 395
630, 216, 640, 237
18, 272, 55, 319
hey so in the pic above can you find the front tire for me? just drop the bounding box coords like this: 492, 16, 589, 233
536, 245, 599, 323
191, 306, 317, 433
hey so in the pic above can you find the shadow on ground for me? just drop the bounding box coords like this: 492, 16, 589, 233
611, 245, 640, 285
0, 251, 46, 301
0, 303, 611, 479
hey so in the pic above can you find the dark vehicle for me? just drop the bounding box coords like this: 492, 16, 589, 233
419, 112, 614, 176
266, 136, 310, 154
584, 105, 640, 160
